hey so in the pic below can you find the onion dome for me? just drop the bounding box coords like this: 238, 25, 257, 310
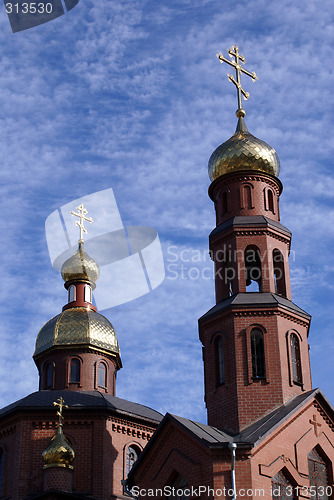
208, 113, 280, 181
42, 424, 75, 469
33, 307, 121, 367
61, 243, 100, 288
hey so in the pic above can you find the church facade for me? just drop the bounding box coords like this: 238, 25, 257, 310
1, 47, 334, 499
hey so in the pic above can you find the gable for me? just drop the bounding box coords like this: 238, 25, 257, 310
128, 416, 215, 494
248, 391, 334, 495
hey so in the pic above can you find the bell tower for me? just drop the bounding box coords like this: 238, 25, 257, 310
199, 46, 312, 434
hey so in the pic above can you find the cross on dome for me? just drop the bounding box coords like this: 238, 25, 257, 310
71, 203, 93, 244
53, 396, 68, 427
216, 45, 258, 116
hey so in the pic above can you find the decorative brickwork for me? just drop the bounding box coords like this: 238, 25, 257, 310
43, 466, 73, 493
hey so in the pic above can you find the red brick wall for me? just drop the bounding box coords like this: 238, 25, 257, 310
131, 421, 214, 499
209, 171, 282, 225
35, 348, 118, 394
0, 409, 157, 499
210, 218, 292, 302
43, 466, 73, 492
200, 306, 311, 433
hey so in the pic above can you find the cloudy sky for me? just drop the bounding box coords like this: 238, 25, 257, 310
0, 0, 333, 424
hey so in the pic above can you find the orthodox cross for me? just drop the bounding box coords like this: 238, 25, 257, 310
309, 414, 322, 436
53, 396, 69, 427
216, 45, 258, 114
71, 203, 93, 244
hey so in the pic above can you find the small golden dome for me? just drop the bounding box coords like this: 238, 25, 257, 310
42, 424, 75, 469
33, 308, 121, 364
61, 243, 100, 287
208, 116, 280, 181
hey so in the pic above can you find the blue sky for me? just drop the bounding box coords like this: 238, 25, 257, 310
0, 0, 333, 424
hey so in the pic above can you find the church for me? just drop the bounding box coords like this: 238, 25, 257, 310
0, 46, 333, 499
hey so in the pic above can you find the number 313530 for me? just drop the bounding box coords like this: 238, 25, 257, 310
5, 3, 53, 14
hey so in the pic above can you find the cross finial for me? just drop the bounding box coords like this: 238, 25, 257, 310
53, 396, 68, 427
216, 45, 258, 117
71, 204, 93, 244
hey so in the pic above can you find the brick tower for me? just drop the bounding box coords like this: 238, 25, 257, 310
199, 47, 312, 434
126, 48, 334, 499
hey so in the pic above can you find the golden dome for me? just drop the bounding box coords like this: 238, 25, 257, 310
33, 307, 121, 363
42, 424, 75, 469
61, 243, 100, 287
208, 116, 280, 181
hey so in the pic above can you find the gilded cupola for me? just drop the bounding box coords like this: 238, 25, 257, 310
209, 45, 280, 182
34, 307, 121, 363
42, 397, 75, 470
61, 242, 100, 289
33, 204, 122, 387
208, 111, 280, 181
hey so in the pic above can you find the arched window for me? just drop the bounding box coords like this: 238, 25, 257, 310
98, 362, 107, 388
251, 329, 266, 379
45, 362, 54, 389
271, 470, 295, 499
245, 246, 262, 292
84, 285, 92, 303
244, 185, 253, 210
0, 448, 4, 496
70, 359, 80, 383
214, 336, 225, 385
222, 191, 228, 215
222, 255, 234, 297
268, 189, 275, 213
308, 448, 330, 500
69, 284, 76, 302
126, 445, 141, 475
273, 249, 286, 297
290, 333, 302, 385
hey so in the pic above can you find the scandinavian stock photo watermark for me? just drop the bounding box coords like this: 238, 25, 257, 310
166, 244, 296, 283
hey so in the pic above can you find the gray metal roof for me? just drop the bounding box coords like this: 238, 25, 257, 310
199, 292, 311, 323
236, 389, 320, 444
0, 390, 163, 424
168, 414, 233, 444
126, 389, 334, 487
209, 216, 291, 239
167, 390, 331, 448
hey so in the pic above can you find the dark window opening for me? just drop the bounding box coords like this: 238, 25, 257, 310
45, 363, 53, 389
244, 185, 253, 210
70, 359, 80, 383
290, 333, 302, 385
273, 249, 286, 297
222, 191, 228, 215
225, 260, 234, 296
271, 470, 295, 499
98, 363, 106, 388
215, 336, 225, 385
251, 328, 266, 378
268, 189, 275, 213
245, 246, 262, 292
308, 448, 330, 500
